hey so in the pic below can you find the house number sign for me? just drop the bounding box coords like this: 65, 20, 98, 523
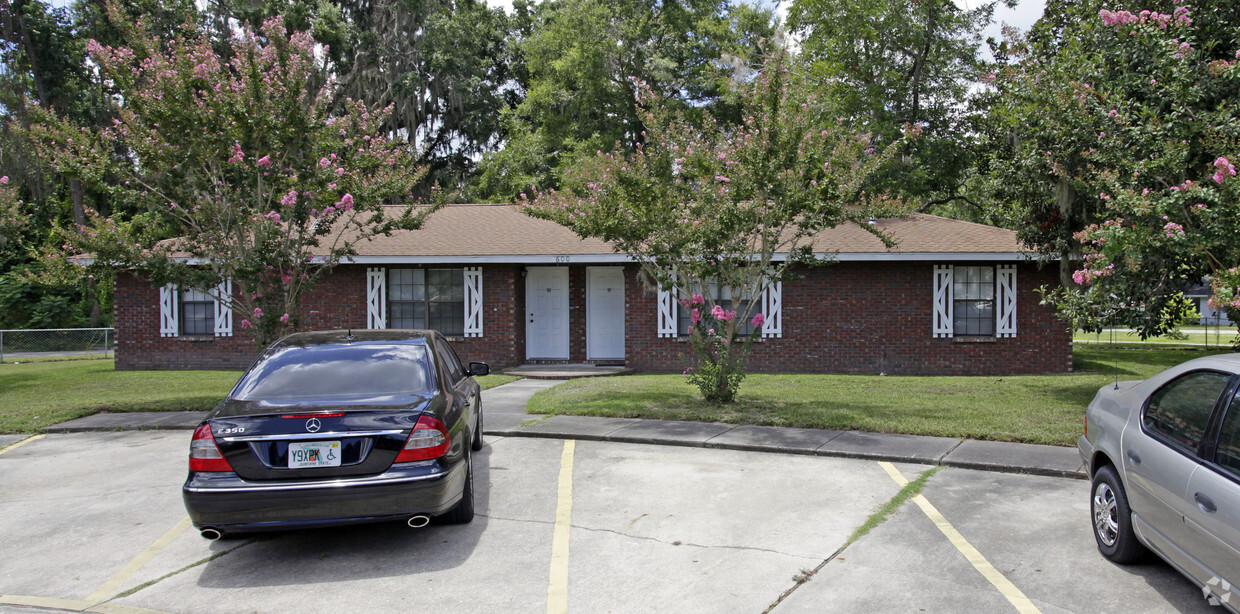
554, 255, 571, 263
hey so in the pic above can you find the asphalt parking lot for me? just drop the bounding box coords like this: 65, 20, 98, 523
0, 430, 1220, 614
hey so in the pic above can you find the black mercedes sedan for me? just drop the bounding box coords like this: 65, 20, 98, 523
182, 330, 488, 539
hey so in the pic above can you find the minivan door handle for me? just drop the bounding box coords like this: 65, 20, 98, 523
1195, 493, 1217, 514
1127, 450, 1142, 465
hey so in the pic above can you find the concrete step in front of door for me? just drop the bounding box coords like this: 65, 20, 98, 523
502, 363, 633, 379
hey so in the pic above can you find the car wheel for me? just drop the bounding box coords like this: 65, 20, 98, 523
471, 394, 484, 451
439, 446, 475, 524
1091, 464, 1145, 563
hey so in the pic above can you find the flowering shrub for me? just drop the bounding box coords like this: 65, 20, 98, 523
27, 13, 435, 346
995, 3, 1240, 338
527, 51, 909, 401
0, 177, 30, 246
677, 293, 765, 402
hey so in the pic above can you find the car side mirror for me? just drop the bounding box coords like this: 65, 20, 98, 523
468, 362, 490, 377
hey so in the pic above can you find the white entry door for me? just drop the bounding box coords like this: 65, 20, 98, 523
587, 267, 625, 360
526, 267, 570, 359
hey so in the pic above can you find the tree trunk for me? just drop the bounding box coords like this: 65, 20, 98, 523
1055, 177, 1080, 287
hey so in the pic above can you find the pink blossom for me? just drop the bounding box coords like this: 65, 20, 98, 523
279, 313, 290, 323
751, 313, 765, 328
1164, 221, 1185, 237
253, 307, 264, 318
715, 175, 731, 183
240, 319, 253, 329
691, 308, 701, 324
0, 176, 7, 185
336, 193, 354, 210
319, 157, 330, 168
264, 211, 281, 222
1213, 157, 1236, 184
257, 155, 272, 168
691, 294, 705, 306
335, 167, 345, 176
281, 190, 297, 207
1072, 269, 1092, 285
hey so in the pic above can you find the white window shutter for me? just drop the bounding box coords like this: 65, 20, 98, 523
657, 273, 678, 338
366, 267, 386, 329
997, 265, 1017, 338
213, 279, 233, 337
933, 265, 954, 338
760, 277, 782, 338
159, 284, 179, 337
464, 267, 483, 337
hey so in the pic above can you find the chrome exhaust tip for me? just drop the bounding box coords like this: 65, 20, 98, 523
200, 528, 223, 540
407, 515, 431, 528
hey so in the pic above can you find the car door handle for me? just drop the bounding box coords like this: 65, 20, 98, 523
1127, 450, 1141, 465
1195, 493, 1217, 514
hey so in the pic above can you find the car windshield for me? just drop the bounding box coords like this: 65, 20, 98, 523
232, 343, 432, 400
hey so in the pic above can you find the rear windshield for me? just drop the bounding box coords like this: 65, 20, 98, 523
232, 344, 432, 400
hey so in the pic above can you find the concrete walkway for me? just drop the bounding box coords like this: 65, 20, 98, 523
37, 378, 1087, 480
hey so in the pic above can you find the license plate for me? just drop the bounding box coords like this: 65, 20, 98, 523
288, 441, 341, 468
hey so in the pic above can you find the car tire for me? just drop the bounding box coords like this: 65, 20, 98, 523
439, 446, 475, 525
1091, 464, 1145, 563
471, 394, 484, 452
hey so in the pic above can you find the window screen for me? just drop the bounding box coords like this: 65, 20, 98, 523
953, 266, 995, 336
180, 288, 214, 336
388, 268, 464, 335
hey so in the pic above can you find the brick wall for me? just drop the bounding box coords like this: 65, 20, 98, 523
115, 260, 1072, 375
114, 264, 527, 371
624, 261, 1073, 375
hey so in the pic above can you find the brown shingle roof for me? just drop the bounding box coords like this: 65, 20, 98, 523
349, 204, 1029, 262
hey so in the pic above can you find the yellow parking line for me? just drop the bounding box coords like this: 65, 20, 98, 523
0, 594, 90, 610
546, 440, 576, 614
879, 462, 1042, 614
0, 434, 45, 455
87, 603, 175, 614
82, 517, 193, 605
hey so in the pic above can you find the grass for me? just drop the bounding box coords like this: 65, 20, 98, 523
1072, 328, 1239, 347
0, 360, 521, 434
526, 344, 1232, 447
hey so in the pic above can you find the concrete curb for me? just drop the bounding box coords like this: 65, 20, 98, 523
33, 382, 1088, 480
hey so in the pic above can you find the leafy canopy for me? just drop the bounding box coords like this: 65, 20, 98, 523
27, 12, 437, 345
527, 53, 910, 400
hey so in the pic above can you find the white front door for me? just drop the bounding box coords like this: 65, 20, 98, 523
526, 267, 570, 359
587, 267, 625, 360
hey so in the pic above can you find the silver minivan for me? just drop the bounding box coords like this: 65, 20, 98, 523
1079, 354, 1240, 611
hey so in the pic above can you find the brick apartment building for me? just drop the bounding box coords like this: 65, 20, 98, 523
112, 204, 1073, 375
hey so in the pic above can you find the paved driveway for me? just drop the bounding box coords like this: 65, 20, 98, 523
0, 432, 1216, 613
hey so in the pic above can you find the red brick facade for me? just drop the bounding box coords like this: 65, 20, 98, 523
114, 260, 1072, 375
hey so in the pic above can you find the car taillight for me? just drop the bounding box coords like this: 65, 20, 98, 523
394, 415, 450, 463
189, 424, 235, 472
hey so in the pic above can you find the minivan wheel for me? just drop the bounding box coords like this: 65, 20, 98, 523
1091, 464, 1145, 563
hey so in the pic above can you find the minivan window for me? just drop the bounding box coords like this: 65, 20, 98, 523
1144, 371, 1231, 454
233, 344, 431, 400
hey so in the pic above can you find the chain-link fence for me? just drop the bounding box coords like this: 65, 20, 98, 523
0, 328, 114, 362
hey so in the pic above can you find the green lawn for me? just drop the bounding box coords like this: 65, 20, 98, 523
0, 360, 519, 434
2, 346, 1229, 442
1072, 329, 1239, 347
525, 344, 1232, 447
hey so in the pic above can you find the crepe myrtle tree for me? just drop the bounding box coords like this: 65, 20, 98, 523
526, 54, 911, 402
1000, 5, 1240, 338
26, 12, 438, 346
0, 176, 30, 247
